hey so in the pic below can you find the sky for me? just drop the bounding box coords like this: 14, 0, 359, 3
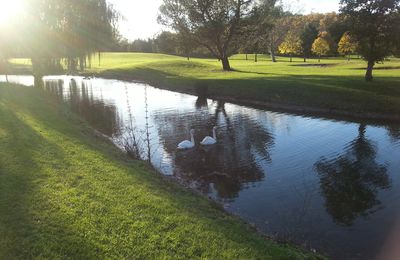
109, 0, 340, 41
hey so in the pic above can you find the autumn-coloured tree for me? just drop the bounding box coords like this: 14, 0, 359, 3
278, 33, 302, 62
338, 32, 358, 61
312, 37, 330, 62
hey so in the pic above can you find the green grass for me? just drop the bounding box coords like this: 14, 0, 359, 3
0, 83, 320, 259
82, 53, 400, 118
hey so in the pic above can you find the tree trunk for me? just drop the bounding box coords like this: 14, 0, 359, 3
79, 56, 85, 71
304, 54, 306, 63
290, 54, 292, 63
221, 57, 231, 71
31, 58, 44, 86
365, 60, 374, 82
98, 52, 101, 66
245, 54, 248, 60
3, 59, 8, 82
255, 53, 258, 63
269, 37, 277, 62
270, 50, 276, 62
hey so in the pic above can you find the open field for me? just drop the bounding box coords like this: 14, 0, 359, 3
0, 83, 320, 259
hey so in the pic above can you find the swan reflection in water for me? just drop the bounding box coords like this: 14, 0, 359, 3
153, 100, 275, 199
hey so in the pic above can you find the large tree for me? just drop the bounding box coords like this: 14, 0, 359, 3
15, 0, 119, 76
340, 0, 400, 81
158, 0, 254, 71
235, 1, 276, 63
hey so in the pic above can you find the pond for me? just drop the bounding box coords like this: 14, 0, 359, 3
2, 75, 400, 259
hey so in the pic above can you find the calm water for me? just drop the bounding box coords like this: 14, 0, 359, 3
2, 75, 400, 259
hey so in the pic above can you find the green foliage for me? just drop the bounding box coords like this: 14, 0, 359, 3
340, 0, 400, 80
158, 0, 254, 70
155, 31, 178, 54
0, 84, 319, 259
300, 23, 319, 58
236, 0, 276, 56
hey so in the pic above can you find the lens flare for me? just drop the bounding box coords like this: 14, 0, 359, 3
0, 0, 24, 26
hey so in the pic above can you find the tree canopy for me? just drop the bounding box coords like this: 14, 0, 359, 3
312, 36, 330, 62
1, 0, 119, 75
300, 23, 318, 62
158, 0, 255, 71
338, 32, 358, 60
340, 0, 400, 81
278, 32, 302, 62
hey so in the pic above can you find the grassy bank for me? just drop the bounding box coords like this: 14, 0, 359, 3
9, 53, 400, 120
0, 83, 319, 259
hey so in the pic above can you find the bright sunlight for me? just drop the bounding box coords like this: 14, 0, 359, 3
0, 0, 24, 26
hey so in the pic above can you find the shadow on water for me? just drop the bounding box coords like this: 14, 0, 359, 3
44, 78, 123, 137
314, 124, 391, 226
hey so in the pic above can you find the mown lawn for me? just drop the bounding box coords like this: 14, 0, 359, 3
0, 83, 320, 259
85, 53, 400, 117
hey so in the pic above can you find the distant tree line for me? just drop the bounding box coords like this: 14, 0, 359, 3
115, 11, 357, 61
114, 32, 214, 59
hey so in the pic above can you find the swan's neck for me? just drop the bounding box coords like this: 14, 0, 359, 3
213, 128, 217, 140
190, 132, 194, 143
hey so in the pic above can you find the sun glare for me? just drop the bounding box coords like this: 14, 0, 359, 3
0, 0, 24, 26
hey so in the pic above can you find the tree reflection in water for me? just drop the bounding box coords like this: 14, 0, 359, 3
152, 100, 275, 199
195, 97, 208, 110
315, 124, 390, 226
44, 78, 123, 138
386, 125, 400, 143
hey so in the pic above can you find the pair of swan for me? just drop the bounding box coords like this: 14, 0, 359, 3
177, 127, 217, 150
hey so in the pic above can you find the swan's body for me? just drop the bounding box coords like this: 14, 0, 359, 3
178, 129, 195, 150
201, 127, 217, 146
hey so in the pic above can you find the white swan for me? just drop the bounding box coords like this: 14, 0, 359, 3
177, 129, 195, 150
201, 126, 217, 146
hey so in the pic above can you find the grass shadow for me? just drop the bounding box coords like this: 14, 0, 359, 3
0, 97, 99, 258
